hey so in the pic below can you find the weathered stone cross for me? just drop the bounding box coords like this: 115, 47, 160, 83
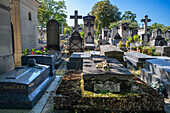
70, 10, 82, 31
141, 15, 151, 34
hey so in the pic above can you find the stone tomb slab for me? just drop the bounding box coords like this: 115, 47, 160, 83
100, 45, 124, 62
90, 51, 100, 57
140, 68, 170, 98
67, 52, 91, 70
140, 58, 170, 98
124, 52, 155, 69
21, 54, 56, 76
83, 58, 133, 93
145, 58, 170, 80
0, 64, 55, 109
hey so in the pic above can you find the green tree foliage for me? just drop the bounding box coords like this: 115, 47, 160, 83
79, 24, 84, 39
109, 19, 138, 30
162, 26, 170, 33
38, 0, 67, 29
122, 11, 136, 22
150, 23, 170, 33
64, 26, 73, 36
91, 0, 121, 29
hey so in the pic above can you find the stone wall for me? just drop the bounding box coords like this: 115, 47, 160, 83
0, 0, 15, 75
20, 0, 39, 50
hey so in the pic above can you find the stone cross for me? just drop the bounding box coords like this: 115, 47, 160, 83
141, 15, 151, 34
85, 21, 94, 33
70, 10, 82, 31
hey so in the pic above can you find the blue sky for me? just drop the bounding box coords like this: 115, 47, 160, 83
56, 0, 170, 27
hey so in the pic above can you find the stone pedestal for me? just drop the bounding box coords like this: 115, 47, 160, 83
69, 31, 83, 53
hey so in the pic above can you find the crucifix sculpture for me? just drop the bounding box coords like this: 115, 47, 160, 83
70, 10, 82, 31
141, 15, 151, 34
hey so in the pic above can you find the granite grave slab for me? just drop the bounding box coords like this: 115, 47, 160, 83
0, 63, 55, 109
100, 45, 124, 62
21, 54, 56, 76
124, 52, 155, 70
67, 52, 91, 70
140, 58, 170, 98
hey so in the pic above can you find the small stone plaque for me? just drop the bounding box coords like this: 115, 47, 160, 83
94, 82, 120, 93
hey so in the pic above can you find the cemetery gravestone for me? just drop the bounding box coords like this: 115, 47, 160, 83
165, 30, 170, 46
69, 10, 83, 53
118, 23, 130, 40
165, 30, 170, 41
83, 14, 95, 44
47, 20, 60, 50
83, 14, 96, 50
112, 26, 121, 45
67, 52, 91, 70
0, 61, 55, 109
141, 15, 151, 45
110, 27, 117, 39
102, 28, 109, 39
124, 52, 155, 70
83, 57, 133, 93
100, 45, 124, 62
153, 29, 167, 46
140, 58, 170, 98
21, 54, 56, 76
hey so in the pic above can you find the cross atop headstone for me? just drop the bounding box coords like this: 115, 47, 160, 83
141, 15, 151, 34
70, 10, 82, 31
85, 21, 93, 33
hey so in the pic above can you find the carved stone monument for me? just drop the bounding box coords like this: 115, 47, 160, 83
69, 10, 83, 53
152, 29, 167, 46
118, 23, 130, 40
141, 15, 151, 45
83, 13, 95, 44
112, 26, 121, 45
47, 20, 60, 50
83, 14, 95, 50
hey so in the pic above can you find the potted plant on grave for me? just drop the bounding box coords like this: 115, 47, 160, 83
131, 46, 137, 51
147, 48, 153, 56
119, 41, 122, 48
137, 46, 142, 53
142, 46, 148, 54
22, 49, 29, 55
126, 41, 129, 49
